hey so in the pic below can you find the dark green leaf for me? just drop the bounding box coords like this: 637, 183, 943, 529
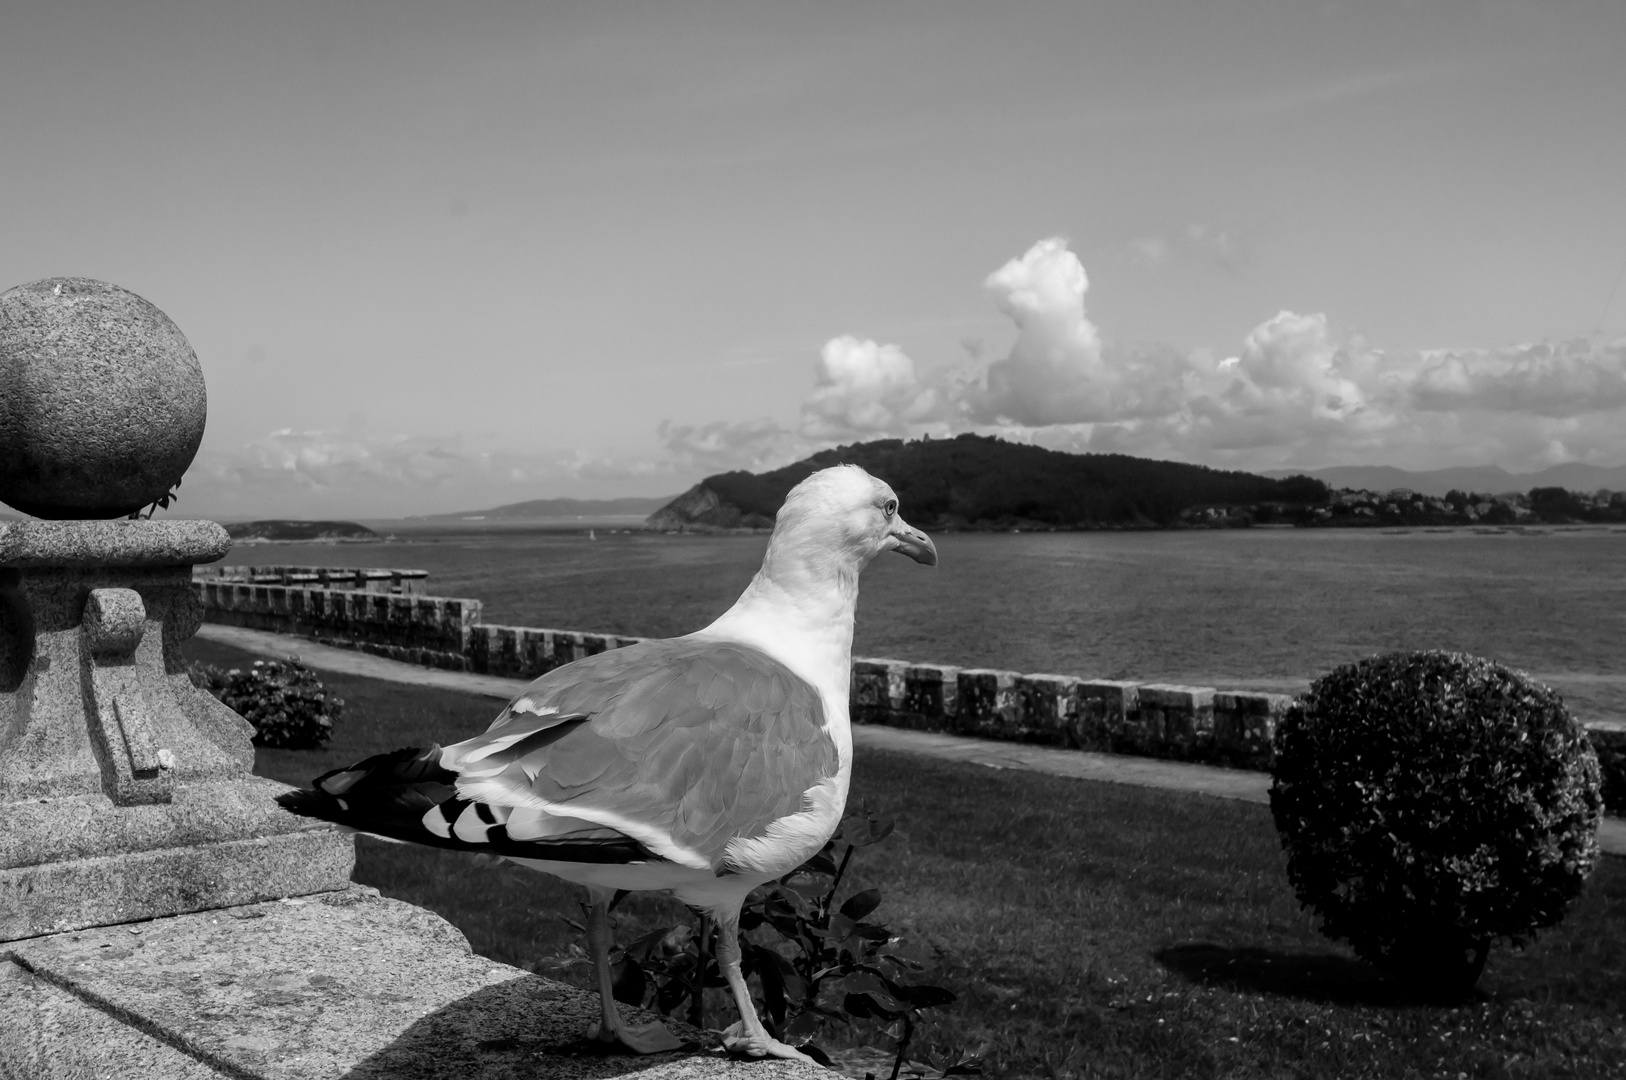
800, 851, 840, 877
783, 1012, 822, 1040
800, 1043, 834, 1067
843, 991, 906, 1020
840, 888, 883, 921
896, 983, 957, 1008
610, 955, 645, 1005
752, 944, 788, 1026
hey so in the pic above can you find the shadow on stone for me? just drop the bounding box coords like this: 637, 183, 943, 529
337, 975, 717, 1080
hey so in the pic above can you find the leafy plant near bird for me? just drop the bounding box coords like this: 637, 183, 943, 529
603, 806, 982, 1079
189, 656, 344, 749
127, 480, 181, 519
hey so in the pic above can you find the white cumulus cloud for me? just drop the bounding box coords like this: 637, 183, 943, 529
798, 335, 952, 440
970, 237, 1186, 425
1412, 339, 1626, 417
678, 237, 1626, 482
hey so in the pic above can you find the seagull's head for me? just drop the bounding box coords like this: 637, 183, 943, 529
772, 465, 937, 571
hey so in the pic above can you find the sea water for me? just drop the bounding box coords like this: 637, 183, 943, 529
221, 525, 1626, 723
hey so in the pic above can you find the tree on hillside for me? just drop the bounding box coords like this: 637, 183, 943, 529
694, 434, 1328, 528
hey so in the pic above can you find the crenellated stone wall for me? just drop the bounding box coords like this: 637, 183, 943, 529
851, 661, 1288, 768
195, 579, 481, 669
192, 574, 1289, 769
194, 564, 429, 594
192, 568, 1626, 803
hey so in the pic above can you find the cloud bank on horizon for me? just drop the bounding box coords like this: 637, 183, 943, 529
187, 237, 1626, 517
787, 237, 1626, 475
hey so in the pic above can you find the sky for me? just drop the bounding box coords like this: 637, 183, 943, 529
3, 0, 1624, 518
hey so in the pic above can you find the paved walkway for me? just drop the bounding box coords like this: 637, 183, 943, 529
196, 623, 1626, 857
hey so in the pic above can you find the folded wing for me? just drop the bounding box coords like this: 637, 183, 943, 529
440, 638, 837, 871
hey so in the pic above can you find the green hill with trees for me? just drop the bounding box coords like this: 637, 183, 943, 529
646, 434, 1329, 531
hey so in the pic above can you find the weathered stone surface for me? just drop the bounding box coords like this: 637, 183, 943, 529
0, 777, 339, 871
901, 663, 959, 729
0, 277, 206, 519
1, 564, 251, 803
1587, 722, 1626, 815
0, 827, 354, 942
1138, 684, 1216, 760
0, 959, 220, 1079
0, 518, 230, 568
1, 528, 355, 937
851, 658, 908, 725
194, 564, 431, 594
1078, 680, 1141, 752
1018, 674, 1081, 745
955, 668, 1019, 738
1214, 690, 1291, 768
197, 581, 482, 669
5, 888, 823, 1080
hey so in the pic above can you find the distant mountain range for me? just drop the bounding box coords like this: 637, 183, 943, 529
1261, 463, 1626, 498
647, 434, 1328, 531
412, 495, 677, 521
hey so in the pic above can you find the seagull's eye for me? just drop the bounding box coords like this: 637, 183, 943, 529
883, 499, 897, 518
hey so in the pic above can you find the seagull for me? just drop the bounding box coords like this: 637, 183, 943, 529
277, 465, 936, 1062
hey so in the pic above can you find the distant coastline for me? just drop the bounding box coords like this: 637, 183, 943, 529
225, 520, 383, 543
640, 435, 1626, 533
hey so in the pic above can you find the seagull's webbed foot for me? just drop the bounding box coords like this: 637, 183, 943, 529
720, 1020, 817, 1064
587, 1017, 685, 1054
714, 912, 823, 1065
583, 889, 685, 1055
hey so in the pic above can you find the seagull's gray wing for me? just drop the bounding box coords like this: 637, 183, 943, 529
441, 638, 837, 871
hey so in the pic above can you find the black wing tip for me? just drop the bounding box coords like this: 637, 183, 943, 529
309, 744, 449, 793
276, 786, 335, 819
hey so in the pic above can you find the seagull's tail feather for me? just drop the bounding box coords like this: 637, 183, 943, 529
275, 745, 456, 838
276, 745, 651, 864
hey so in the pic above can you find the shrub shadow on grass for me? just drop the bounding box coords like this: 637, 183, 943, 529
1155, 943, 1400, 1006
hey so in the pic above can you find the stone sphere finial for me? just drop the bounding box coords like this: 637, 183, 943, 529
0, 277, 207, 520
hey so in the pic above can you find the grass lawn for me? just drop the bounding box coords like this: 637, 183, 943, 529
187, 638, 1626, 1080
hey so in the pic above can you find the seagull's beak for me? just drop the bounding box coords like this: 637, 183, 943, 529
886, 517, 938, 566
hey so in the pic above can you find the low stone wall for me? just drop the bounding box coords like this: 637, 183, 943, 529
193, 579, 1288, 768
195, 564, 429, 594
1593, 726, 1626, 814
852, 661, 1287, 768
465, 622, 646, 677
194, 576, 1626, 806
195, 580, 481, 669
194, 579, 642, 677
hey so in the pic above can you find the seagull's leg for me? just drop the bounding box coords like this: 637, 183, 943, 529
582, 888, 683, 1054
715, 910, 818, 1065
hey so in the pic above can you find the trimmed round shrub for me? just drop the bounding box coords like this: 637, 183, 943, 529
189, 655, 343, 749
1269, 651, 1602, 998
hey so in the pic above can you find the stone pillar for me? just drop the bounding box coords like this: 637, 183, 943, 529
0, 277, 351, 941
0, 520, 354, 941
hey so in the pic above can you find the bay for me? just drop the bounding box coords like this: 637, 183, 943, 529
220, 525, 1626, 724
